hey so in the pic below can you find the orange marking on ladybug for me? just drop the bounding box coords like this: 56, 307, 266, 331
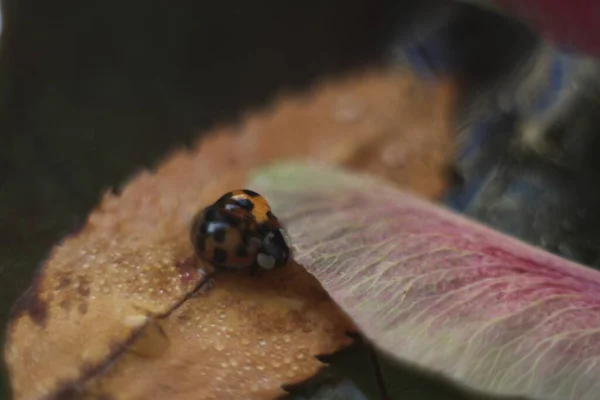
217, 189, 273, 224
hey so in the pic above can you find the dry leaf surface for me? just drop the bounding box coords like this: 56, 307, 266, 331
4, 68, 455, 400
252, 162, 600, 400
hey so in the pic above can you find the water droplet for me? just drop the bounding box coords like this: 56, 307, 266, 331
230, 359, 238, 367
292, 364, 299, 371
296, 353, 305, 360
125, 315, 148, 327
283, 357, 292, 364
333, 97, 363, 123
259, 339, 267, 346
283, 335, 291, 343
214, 341, 225, 351
257, 365, 265, 371
220, 362, 228, 368
241, 338, 250, 345
219, 313, 226, 319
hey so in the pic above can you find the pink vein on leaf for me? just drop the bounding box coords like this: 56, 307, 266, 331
251, 162, 600, 400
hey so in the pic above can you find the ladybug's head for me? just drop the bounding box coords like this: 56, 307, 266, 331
256, 228, 291, 270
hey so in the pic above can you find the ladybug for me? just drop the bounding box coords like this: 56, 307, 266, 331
190, 189, 291, 275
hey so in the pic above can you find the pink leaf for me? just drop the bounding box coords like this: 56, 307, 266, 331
251, 162, 600, 400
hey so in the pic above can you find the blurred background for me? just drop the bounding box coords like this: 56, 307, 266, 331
2, 1, 600, 399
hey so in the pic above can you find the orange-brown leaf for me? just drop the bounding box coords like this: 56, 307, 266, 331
4, 68, 455, 400
82, 264, 354, 400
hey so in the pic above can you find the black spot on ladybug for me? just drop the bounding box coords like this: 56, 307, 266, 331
223, 212, 242, 227
241, 231, 254, 246
213, 248, 228, 264
199, 222, 209, 235
213, 228, 227, 243
215, 192, 231, 204
235, 198, 255, 211
266, 210, 275, 220
235, 245, 248, 258
204, 207, 218, 222
243, 189, 260, 197
194, 236, 206, 252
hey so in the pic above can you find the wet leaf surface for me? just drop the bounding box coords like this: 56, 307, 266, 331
252, 162, 600, 400
82, 265, 354, 400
